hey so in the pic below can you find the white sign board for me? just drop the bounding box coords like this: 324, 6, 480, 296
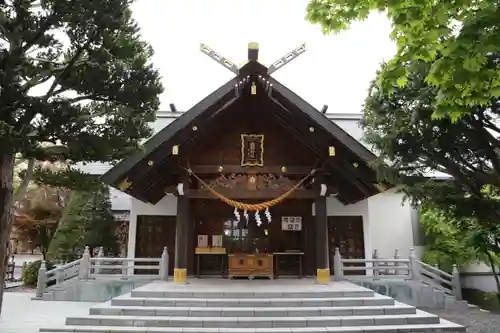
281, 216, 302, 231
197, 235, 208, 248
212, 235, 223, 247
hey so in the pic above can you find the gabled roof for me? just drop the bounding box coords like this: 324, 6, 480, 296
102, 52, 381, 204
101, 77, 239, 186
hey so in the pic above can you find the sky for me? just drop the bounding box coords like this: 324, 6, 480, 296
130, 0, 396, 114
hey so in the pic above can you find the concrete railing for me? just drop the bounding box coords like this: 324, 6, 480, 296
417, 259, 462, 300
35, 246, 170, 299
332, 247, 462, 300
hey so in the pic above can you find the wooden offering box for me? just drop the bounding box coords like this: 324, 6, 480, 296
228, 254, 274, 279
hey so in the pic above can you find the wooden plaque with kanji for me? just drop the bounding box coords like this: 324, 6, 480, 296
240, 134, 264, 167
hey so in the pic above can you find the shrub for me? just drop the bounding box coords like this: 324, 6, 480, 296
22, 260, 56, 287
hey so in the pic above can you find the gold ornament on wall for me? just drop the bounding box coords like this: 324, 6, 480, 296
251, 82, 257, 95
118, 178, 132, 191
329, 146, 336, 156
241, 134, 264, 167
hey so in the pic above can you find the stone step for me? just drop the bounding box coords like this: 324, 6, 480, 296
130, 290, 374, 299
90, 304, 416, 317
39, 320, 467, 332
111, 295, 395, 308
65, 311, 440, 328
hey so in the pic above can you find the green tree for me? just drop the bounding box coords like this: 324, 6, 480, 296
306, 0, 500, 118
360, 60, 500, 228
0, 0, 163, 312
419, 202, 500, 302
419, 204, 478, 272
359, 59, 500, 297
49, 186, 117, 261
80, 186, 117, 256
47, 191, 91, 261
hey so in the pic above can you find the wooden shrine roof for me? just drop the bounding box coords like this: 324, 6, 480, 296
101, 55, 386, 205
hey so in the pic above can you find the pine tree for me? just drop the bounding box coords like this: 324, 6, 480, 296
0, 0, 163, 311
48, 191, 91, 261
49, 186, 117, 260
82, 186, 117, 256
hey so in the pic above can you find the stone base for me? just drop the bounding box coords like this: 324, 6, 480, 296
316, 268, 330, 284
173, 268, 187, 284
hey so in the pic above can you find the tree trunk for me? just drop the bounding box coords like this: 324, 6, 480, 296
0, 154, 15, 315
485, 251, 500, 306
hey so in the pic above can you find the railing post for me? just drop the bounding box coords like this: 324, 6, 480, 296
333, 247, 344, 281
159, 246, 169, 281
79, 246, 90, 280
95, 246, 104, 275
452, 265, 462, 301
121, 259, 129, 279
409, 248, 421, 281
22, 261, 27, 279
56, 269, 64, 285
393, 248, 401, 275
35, 260, 47, 299
373, 249, 379, 279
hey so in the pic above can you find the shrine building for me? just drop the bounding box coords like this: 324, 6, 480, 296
101, 42, 420, 283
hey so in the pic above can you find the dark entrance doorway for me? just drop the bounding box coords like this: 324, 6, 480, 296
328, 216, 365, 275
135, 215, 176, 274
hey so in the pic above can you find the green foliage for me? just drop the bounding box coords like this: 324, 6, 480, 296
0, 0, 162, 311
0, 0, 163, 183
306, 0, 500, 117
48, 186, 117, 260
419, 203, 480, 272
21, 260, 55, 287
360, 59, 500, 235
360, 57, 500, 295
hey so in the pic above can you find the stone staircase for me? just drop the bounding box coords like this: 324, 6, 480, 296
39, 279, 465, 333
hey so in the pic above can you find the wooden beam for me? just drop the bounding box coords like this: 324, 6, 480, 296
186, 188, 317, 199
265, 98, 374, 199
188, 165, 314, 175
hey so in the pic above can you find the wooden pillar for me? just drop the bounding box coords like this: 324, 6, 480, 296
314, 174, 330, 284
174, 182, 190, 283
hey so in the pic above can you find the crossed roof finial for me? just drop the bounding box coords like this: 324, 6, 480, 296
200, 42, 306, 75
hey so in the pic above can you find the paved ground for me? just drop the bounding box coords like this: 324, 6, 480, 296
0, 292, 96, 333
426, 307, 500, 333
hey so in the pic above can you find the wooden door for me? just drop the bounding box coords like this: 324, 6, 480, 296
328, 216, 365, 275
135, 215, 176, 274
